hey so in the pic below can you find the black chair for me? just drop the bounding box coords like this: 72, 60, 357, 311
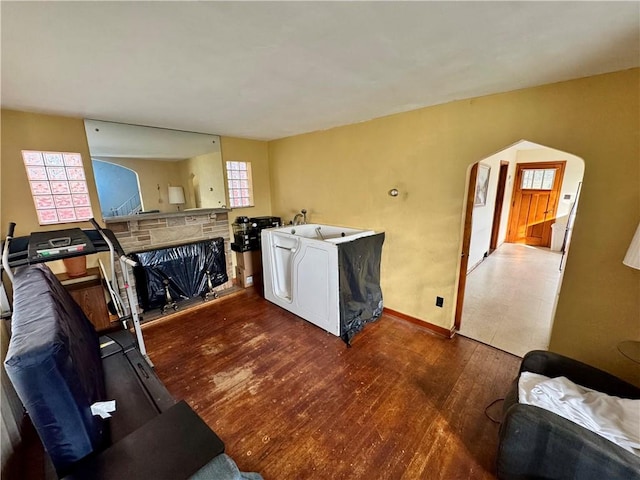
497, 350, 640, 480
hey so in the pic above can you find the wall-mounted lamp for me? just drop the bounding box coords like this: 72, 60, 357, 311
168, 185, 185, 211
388, 188, 399, 197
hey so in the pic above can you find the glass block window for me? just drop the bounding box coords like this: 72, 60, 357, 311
521, 168, 556, 190
22, 150, 94, 225
226, 161, 254, 208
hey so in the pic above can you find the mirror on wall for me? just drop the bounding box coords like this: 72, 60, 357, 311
84, 119, 227, 218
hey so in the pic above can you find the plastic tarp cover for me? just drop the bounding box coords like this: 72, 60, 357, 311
338, 232, 385, 344
131, 238, 228, 311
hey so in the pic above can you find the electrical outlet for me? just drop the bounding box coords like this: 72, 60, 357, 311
436, 296, 444, 308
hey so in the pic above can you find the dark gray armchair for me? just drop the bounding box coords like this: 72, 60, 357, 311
497, 350, 640, 480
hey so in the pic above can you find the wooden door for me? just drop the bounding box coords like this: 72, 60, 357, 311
507, 161, 566, 247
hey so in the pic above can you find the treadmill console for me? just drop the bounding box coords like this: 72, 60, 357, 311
28, 228, 96, 262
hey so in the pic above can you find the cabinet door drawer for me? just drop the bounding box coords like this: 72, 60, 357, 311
67, 279, 111, 331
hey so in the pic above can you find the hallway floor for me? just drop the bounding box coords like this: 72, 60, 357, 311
458, 243, 564, 358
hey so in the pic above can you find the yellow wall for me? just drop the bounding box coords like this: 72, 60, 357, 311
219, 136, 271, 270
0, 112, 271, 278
269, 69, 640, 384
179, 152, 226, 209
2, 70, 638, 384
0, 111, 271, 232
220, 136, 272, 219
1, 110, 103, 237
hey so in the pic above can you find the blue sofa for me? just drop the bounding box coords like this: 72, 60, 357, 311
4, 263, 260, 479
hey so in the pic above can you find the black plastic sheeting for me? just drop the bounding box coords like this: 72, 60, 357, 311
131, 238, 228, 311
338, 232, 385, 345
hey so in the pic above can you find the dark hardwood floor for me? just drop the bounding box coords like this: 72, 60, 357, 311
142, 290, 521, 480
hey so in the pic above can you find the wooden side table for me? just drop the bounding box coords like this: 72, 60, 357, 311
57, 267, 112, 332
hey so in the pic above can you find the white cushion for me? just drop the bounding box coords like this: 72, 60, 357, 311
519, 372, 640, 456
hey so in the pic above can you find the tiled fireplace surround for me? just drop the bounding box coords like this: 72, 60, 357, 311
105, 210, 233, 316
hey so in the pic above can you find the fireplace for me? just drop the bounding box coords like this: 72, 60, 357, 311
130, 238, 228, 312
105, 209, 234, 317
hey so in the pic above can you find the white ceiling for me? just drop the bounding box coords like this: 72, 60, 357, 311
2, 2, 638, 141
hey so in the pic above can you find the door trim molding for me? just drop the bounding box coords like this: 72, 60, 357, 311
489, 161, 510, 252
454, 163, 478, 331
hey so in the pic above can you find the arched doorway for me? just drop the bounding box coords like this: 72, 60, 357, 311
92, 159, 143, 217
455, 140, 585, 357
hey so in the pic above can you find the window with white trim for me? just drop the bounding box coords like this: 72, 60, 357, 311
22, 150, 94, 225
521, 168, 556, 190
226, 161, 254, 208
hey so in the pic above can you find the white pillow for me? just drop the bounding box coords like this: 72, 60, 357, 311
518, 372, 640, 456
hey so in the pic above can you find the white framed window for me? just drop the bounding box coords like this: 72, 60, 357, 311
226, 161, 254, 208
22, 150, 94, 225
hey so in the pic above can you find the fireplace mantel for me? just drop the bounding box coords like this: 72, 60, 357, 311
107, 210, 234, 315
104, 208, 229, 225
106, 210, 231, 258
